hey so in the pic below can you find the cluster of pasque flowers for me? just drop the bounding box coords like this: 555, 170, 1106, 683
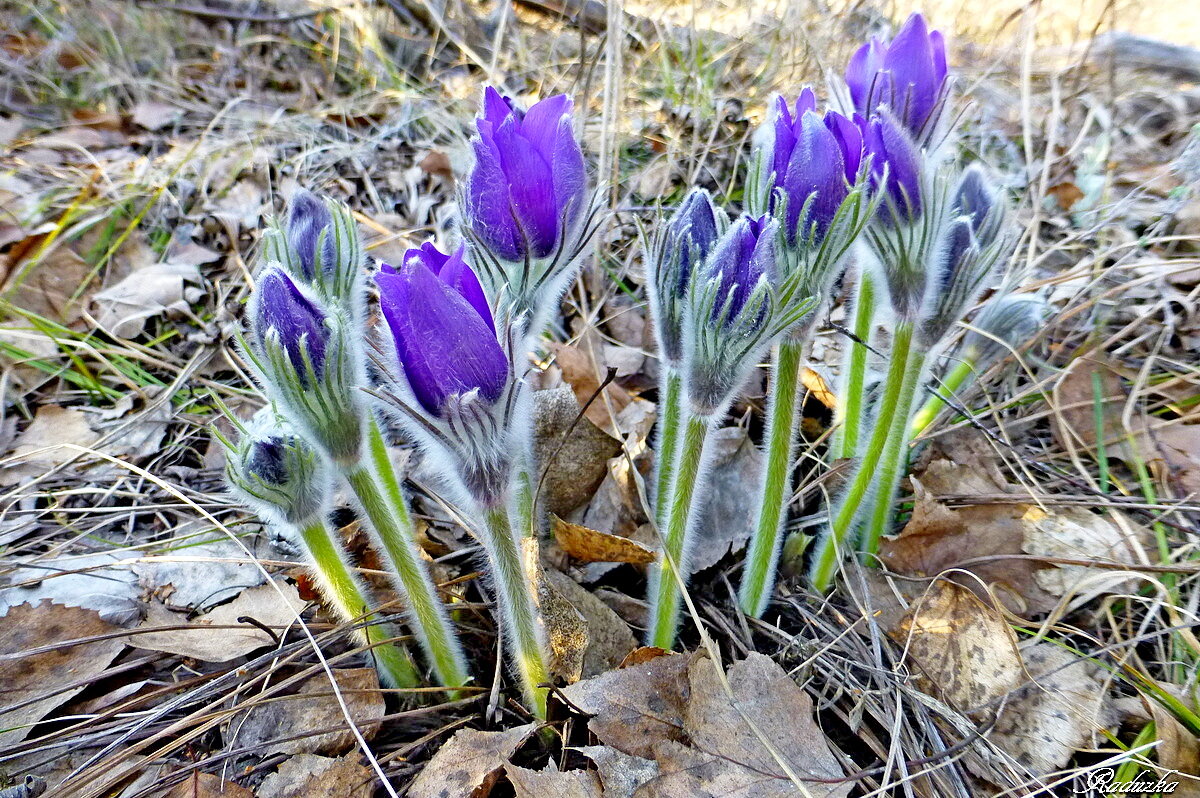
225, 11, 1045, 704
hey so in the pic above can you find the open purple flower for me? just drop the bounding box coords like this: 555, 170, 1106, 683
846, 13, 947, 137
376, 247, 509, 418
287, 190, 336, 282
466, 87, 587, 262
705, 215, 778, 325
763, 92, 864, 244
862, 111, 923, 222
255, 267, 328, 382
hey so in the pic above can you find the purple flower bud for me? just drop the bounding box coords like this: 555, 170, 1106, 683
287, 190, 336, 281
846, 13, 948, 136
938, 165, 1001, 286
255, 267, 328, 382
405, 242, 494, 333
862, 111, 923, 222
246, 436, 289, 484
665, 188, 722, 293
466, 87, 587, 262
762, 94, 862, 245
376, 254, 509, 418
705, 215, 778, 325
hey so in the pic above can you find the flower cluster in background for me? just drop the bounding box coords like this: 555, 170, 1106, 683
224, 11, 1046, 715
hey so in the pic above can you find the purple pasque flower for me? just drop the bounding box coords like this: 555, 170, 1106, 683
862, 110, 923, 222
405, 241, 494, 333
846, 13, 948, 136
763, 92, 864, 243
287, 190, 336, 282
466, 87, 587, 262
254, 267, 328, 382
246, 436, 289, 485
705, 214, 778, 325
376, 248, 509, 419
938, 165, 1001, 285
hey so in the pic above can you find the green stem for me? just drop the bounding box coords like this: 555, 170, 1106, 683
810, 321, 915, 593
512, 464, 536, 539
739, 338, 804, 618
366, 418, 415, 533
295, 516, 421, 689
343, 464, 470, 692
647, 413, 711, 649
653, 369, 684, 526
834, 272, 876, 460
860, 343, 928, 559
481, 505, 549, 718
910, 356, 975, 436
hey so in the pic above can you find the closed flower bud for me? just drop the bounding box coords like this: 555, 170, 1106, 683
287, 190, 336, 282
758, 92, 862, 245
226, 410, 327, 525
706, 214, 777, 327
846, 13, 948, 139
253, 267, 328, 384
863, 111, 924, 223
467, 87, 587, 262
376, 246, 509, 419
920, 165, 1013, 346
962, 292, 1047, 366
647, 188, 727, 365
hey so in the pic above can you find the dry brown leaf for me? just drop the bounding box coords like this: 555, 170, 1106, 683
801, 366, 837, 409
1157, 423, 1200, 495
543, 567, 637, 677
1051, 355, 1155, 464
129, 100, 182, 131
505, 761, 602, 798
130, 581, 305, 662
91, 261, 202, 338
551, 515, 655, 565
688, 426, 764, 573
229, 669, 385, 757
164, 773, 253, 798
575, 746, 658, 798
546, 340, 633, 429
256, 754, 376, 798
527, 538, 589, 683
635, 653, 850, 798
533, 387, 622, 517
0, 601, 126, 750
407, 723, 538, 798
1147, 701, 1200, 797
983, 642, 1114, 779
3, 239, 92, 324
558, 651, 693, 758
897, 581, 1024, 716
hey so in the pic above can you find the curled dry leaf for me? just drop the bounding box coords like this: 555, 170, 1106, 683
0, 601, 126, 750
228, 668, 385, 757
542, 567, 637, 677
407, 723, 538, 798
130, 580, 305, 663
551, 514, 655, 565
504, 761, 602, 798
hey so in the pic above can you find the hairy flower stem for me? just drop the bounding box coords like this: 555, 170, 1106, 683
512, 465, 536, 538
809, 321, 915, 593
480, 504, 549, 718
739, 338, 805, 618
910, 356, 974, 436
342, 463, 470, 693
653, 369, 684, 525
647, 414, 712, 649
295, 516, 421, 689
860, 345, 929, 559
833, 273, 876, 460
